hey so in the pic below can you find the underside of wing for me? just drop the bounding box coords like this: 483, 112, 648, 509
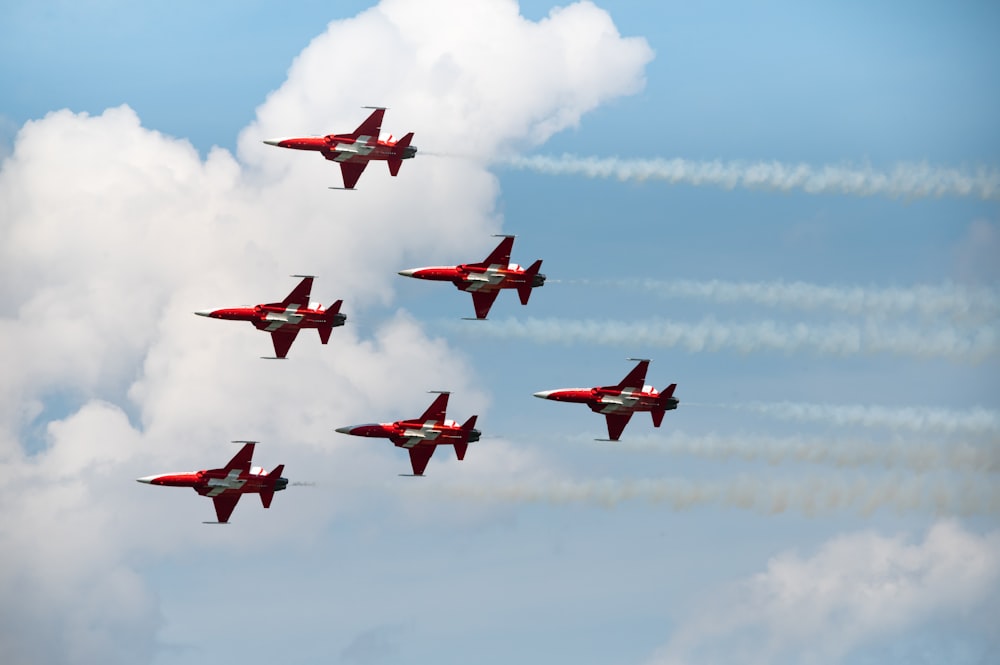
407, 445, 436, 476
280, 276, 313, 307
223, 443, 255, 472
615, 360, 649, 391
481, 235, 514, 267
212, 494, 241, 523
350, 107, 385, 139
271, 329, 300, 359
339, 161, 368, 189
418, 392, 450, 422
470, 290, 500, 319
605, 413, 633, 441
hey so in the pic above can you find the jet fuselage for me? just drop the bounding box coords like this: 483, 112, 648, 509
399, 264, 547, 293
533, 386, 679, 415
335, 420, 482, 446
137, 468, 289, 495
196, 304, 347, 331
264, 135, 418, 162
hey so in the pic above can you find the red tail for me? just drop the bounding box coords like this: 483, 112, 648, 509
394, 132, 413, 151
388, 133, 414, 176
651, 384, 678, 428
318, 300, 344, 344
518, 259, 544, 305
455, 415, 478, 460
260, 464, 285, 509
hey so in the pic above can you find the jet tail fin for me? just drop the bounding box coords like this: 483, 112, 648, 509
318, 300, 345, 344
395, 132, 414, 150
260, 464, 285, 509
388, 133, 413, 177
651, 384, 678, 428
518, 259, 544, 305
454, 415, 478, 461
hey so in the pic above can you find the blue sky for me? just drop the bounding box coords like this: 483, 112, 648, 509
1, 2, 998, 664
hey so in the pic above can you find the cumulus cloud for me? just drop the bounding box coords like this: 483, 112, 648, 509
647, 521, 1000, 665
0, 1, 652, 662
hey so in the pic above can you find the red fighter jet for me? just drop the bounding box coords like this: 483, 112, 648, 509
195, 275, 346, 359
136, 442, 287, 524
398, 235, 545, 319
263, 106, 417, 189
534, 359, 679, 441
335, 391, 480, 476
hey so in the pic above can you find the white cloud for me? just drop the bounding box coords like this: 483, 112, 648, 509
0, 1, 652, 662
647, 521, 1000, 665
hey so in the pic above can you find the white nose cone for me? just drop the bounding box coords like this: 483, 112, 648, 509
194, 309, 215, 317
262, 138, 286, 146
334, 426, 355, 434
398, 269, 417, 277
136, 475, 157, 484
533, 390, 556, 399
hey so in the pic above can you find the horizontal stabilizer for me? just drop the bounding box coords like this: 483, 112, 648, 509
651, 409, 665, 428
454, 441, 468, 461
388, 157, 403, 176
318, 326, 332, 344
395, 132, 414, 150
260, 489, 274, 509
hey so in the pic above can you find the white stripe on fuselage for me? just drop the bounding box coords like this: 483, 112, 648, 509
206, 470, 246, 496
466, 266, 508, 291
400, 420, 449, 447
264, 306, 305, 331
598, 388, 657, 413
331, 136, 376, 159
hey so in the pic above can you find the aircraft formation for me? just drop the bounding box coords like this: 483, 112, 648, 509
138, 108, 680, 523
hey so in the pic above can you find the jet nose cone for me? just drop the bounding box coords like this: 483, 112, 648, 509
398, 269, 417, 278
533, 390, 555, 399
136, 475, 156, 484
194, 309, 215, 317
334, 425, 355, 435
262, 139, 284, 147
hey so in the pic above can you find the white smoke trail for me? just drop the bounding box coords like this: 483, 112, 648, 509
503, 154, 1000, 200
579, 279, 1000, 323
459, 317, 998, 362
618, 431, 1000, 473
736, 402, 1000, 435
421, 475, 1000, 516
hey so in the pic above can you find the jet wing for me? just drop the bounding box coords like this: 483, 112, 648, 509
348, 107, 385, 140
407, 445, 436, 476
480, 235, 514, 268
336, 161, 368, 189
271, 329, 299, 359
224, 443, 255, 473
418, 392, 450, 422
613, 359, 650, 391
280, 276, 313, 308
212, 494, 241, 523
471, 290, 500, 319
605, 413, 633, 441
